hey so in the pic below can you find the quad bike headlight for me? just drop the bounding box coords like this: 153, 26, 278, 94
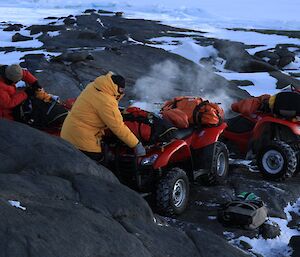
141, 154, 158, 166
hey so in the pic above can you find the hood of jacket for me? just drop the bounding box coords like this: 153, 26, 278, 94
93, 72, 122, 100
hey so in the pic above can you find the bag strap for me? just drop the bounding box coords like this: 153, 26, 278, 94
192, 100, 209, 126
46, 100, 57, 115
224, 201, 259, 211
123, 113, 152, 125
47, 112, 68, 125
171, 97, 184, 108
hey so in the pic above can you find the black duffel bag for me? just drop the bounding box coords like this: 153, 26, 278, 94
273, 91, 300, 118
13, 97, 69, 129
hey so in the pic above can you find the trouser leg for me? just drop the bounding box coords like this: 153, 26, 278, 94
81, 150, 104, 165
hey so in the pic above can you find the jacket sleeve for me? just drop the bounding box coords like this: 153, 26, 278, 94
22, 69, 37, 85
98, 101, 139, 148
0, 90, 27, 109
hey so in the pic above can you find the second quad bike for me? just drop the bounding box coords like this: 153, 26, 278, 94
222, 113, 300, 180
103, 123, 229, 216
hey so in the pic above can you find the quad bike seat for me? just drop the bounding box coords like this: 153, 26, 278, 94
173, 127, 194, 139
226, 116, 255, 133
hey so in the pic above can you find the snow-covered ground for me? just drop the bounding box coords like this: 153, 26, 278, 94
1, 0, 300, 96
0, 1, 300, 256
232, 201, 300, 257
1, 0, 300, 29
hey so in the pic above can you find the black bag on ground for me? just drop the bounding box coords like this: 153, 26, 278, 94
218, 199, 268, 230
273, 91, 300, 118
13, 98, 69, 128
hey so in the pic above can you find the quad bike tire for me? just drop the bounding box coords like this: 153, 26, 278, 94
202, 142, 229, 185
291, 143, 300, 175
156, 168, 189, 216
257, 140, 297, 180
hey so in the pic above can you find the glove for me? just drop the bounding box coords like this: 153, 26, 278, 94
134, 142, 146, 156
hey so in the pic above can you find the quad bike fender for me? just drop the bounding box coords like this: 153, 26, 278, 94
153, 140, 191, 170
253, 116, 300, 140
191, 122, 227, 149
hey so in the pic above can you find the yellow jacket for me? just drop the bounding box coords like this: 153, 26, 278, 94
61, 72, 139, 153
268, 94, 276, 110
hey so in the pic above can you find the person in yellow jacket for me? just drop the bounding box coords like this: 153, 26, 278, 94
61, 72, 146, 162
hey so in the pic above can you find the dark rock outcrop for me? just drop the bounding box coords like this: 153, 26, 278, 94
289, 236, 300, 257
27, 25, 65, 35
103, 27, 129, 41
52, 51, 94, 63
260, 222, 281, 239
0, 120, 116, 182
3, 23, 23, 31
12, 33, 33, 42
84, 9, 97, 14
0, 119, 250, 257
255, 46, 296, 68
63, 17, 77, 26
214, 40, 278, 72
269, 71, 300, 88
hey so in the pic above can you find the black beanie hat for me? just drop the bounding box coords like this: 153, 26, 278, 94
111, 74, 125, 88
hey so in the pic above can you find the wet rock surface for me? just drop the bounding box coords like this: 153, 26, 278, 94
12, 32, 33, 42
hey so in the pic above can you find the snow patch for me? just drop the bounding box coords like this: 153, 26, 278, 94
0, 50, 60, 65
47, 31, 60, 37
217, 72, 280, 96
233, 201, 300, 257
8, 200, 26, 211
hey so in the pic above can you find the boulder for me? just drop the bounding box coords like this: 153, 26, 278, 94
269, 71, 300, 89
83, 9, 97, 14
255, 46, 296, 69
44, 16, 58, 20
12, 33, 33, 42
27, 25, 65, 35
52, 51, 94, 63
3, 23, 23, 31
276, 46, 295, 68
63, 17, 76, 26
214, 40, 278, 72
230, 80, 254, 87
115, 12, 124, 17
98, 9, 114, 14
103, 27, 129, 41
260, 221, 281, 239
0, 120, 116, 182
289, 236, 300, 257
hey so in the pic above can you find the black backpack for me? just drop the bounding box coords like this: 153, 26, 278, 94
273, 91, 300, 118
13, 98, 69, 129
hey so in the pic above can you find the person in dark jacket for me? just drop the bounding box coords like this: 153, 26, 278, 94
0, 64, 41, 120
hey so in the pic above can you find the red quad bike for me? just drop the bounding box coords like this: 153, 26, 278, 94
222, 113, 300, 180
103, 123, 229, 216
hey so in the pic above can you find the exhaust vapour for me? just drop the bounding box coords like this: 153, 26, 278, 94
132, 60, 237, 114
